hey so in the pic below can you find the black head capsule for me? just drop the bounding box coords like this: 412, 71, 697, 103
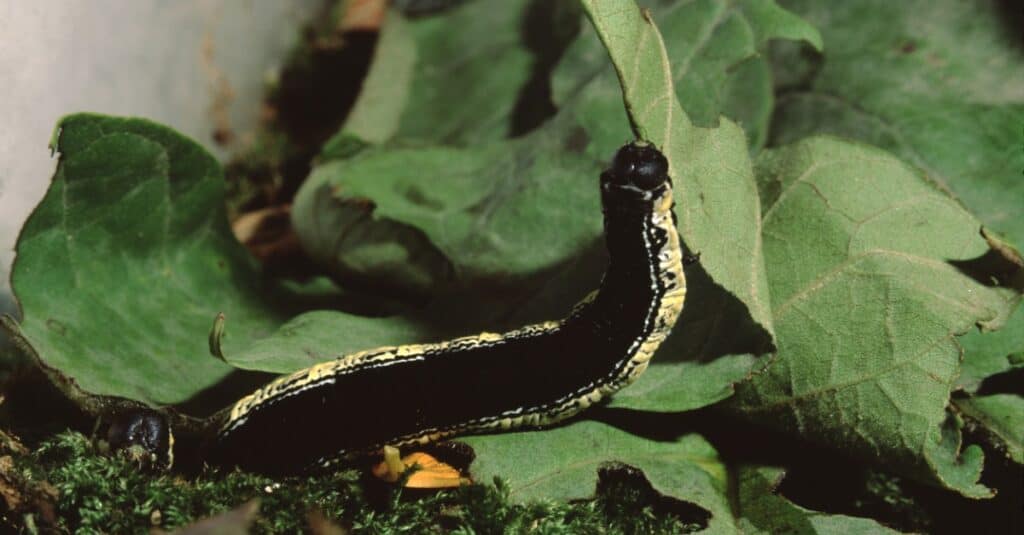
601, 141, 670, 205
611, 142, 669, 190
107, 409, 173, 469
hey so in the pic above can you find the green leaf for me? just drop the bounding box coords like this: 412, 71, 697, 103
954, 394, 1024, 465
958, 306, 1024, 392
7, 115, 260, 405
466, 422, 901, 532
766, 0, 1024, 483
335, 0, 821, 154
225, 311, 424, 374
767, 0, 1024, 388
5, 115, 434, 407
556, 0, 821, 151
326, 0, 583, 150
737, 0, 822, 49
300, 132, 604, 298
736, 466, 900, 534
289, 157, 460, 301
334, 11, 417, 146
728, 136, 1017, 497
770, 0, 1024, 238
464, 421, 737, 533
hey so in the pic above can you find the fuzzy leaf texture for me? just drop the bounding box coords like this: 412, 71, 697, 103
728, 137, 1018, 498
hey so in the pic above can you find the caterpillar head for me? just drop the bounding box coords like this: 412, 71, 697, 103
107, 409, 174, 470
601, 142, 671, 203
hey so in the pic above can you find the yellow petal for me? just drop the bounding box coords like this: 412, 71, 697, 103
370, 448, 470, 488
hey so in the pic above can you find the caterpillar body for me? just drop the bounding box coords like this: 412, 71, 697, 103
113, 142, 686, 474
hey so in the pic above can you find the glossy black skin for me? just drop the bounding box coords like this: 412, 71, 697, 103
605, 142, 670, 191
204, 142, 674, 474
107, 410, 172, 467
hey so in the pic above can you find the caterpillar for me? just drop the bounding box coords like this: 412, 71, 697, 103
111, 141, 686, 474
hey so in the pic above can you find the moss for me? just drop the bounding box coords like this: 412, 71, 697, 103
13, 431, 689, 533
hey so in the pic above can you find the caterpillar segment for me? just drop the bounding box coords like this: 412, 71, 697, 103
204, 141, 686, 474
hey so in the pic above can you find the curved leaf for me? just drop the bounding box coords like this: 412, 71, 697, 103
335, 11, 416, 146
5, 115, 433, 407
8, 115, 258, 405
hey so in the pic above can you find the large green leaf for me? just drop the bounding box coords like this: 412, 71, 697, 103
3, 115, 433, 408
6, 115, 261, 406
767, 0, 1024, 472
729, 137, 1017, 497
